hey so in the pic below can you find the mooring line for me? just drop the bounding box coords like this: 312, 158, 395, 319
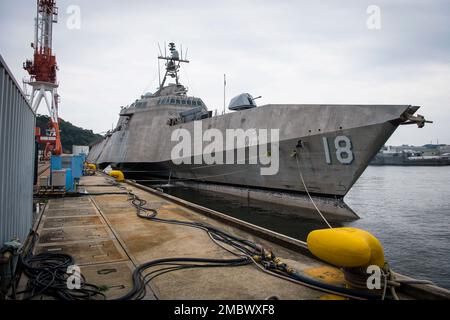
294, 153, 333, 229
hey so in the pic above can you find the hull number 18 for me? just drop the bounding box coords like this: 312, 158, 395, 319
322, 136, 354, 165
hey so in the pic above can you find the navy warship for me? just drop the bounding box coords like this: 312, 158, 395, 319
87, 43, 430, 220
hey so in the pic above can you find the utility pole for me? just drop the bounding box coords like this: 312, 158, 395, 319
223, 74, 226, 115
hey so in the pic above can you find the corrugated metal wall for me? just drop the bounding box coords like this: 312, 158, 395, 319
0, 55, 36, 245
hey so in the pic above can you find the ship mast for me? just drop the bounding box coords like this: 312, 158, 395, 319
158, 43, 189, 89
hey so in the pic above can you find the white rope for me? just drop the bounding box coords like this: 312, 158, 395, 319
294, 152, 333, 229
381, 269, 388, 300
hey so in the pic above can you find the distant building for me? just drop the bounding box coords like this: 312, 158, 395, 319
371, 144, 450, 166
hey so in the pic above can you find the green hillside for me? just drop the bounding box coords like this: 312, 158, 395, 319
36, 114, 102, 153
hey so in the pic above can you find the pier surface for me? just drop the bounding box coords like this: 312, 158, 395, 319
26, 173, 450, 300
30, 174, 343, 299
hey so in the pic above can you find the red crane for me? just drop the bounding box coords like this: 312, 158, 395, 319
24, 0, 62, 159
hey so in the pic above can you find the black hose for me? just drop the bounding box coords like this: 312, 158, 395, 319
128, 192, 261, 255
20, 252, 106, 300
289, 270, 385, 300
116, 257, 250, 300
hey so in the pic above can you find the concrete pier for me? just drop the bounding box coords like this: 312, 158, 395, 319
25, 173, 450, 300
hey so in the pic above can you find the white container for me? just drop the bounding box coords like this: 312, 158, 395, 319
52, 170, 66, 187
72, 145, 89, 156
39, 176, 49, 187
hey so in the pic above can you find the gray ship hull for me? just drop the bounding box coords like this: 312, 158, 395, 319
88, 103, 419, 219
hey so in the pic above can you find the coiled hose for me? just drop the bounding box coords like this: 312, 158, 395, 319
19, 233, 106, 300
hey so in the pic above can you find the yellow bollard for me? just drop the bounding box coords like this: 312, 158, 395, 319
109, 170, 125, 182
307, 227, 385, 268
85, 163, 97, 171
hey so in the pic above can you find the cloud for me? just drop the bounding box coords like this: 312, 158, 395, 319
1, 0, 449, 145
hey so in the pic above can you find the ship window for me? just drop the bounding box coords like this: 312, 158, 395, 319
187, 100, 192, 105
170, 98, 176, 104
192, 100, 198, 106
181, 99, 186, 105
176, 99, 181, 104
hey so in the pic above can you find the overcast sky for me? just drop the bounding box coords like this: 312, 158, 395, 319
1, 0, 449, 145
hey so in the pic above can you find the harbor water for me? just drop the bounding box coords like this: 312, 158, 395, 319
146, 166, 450, 290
